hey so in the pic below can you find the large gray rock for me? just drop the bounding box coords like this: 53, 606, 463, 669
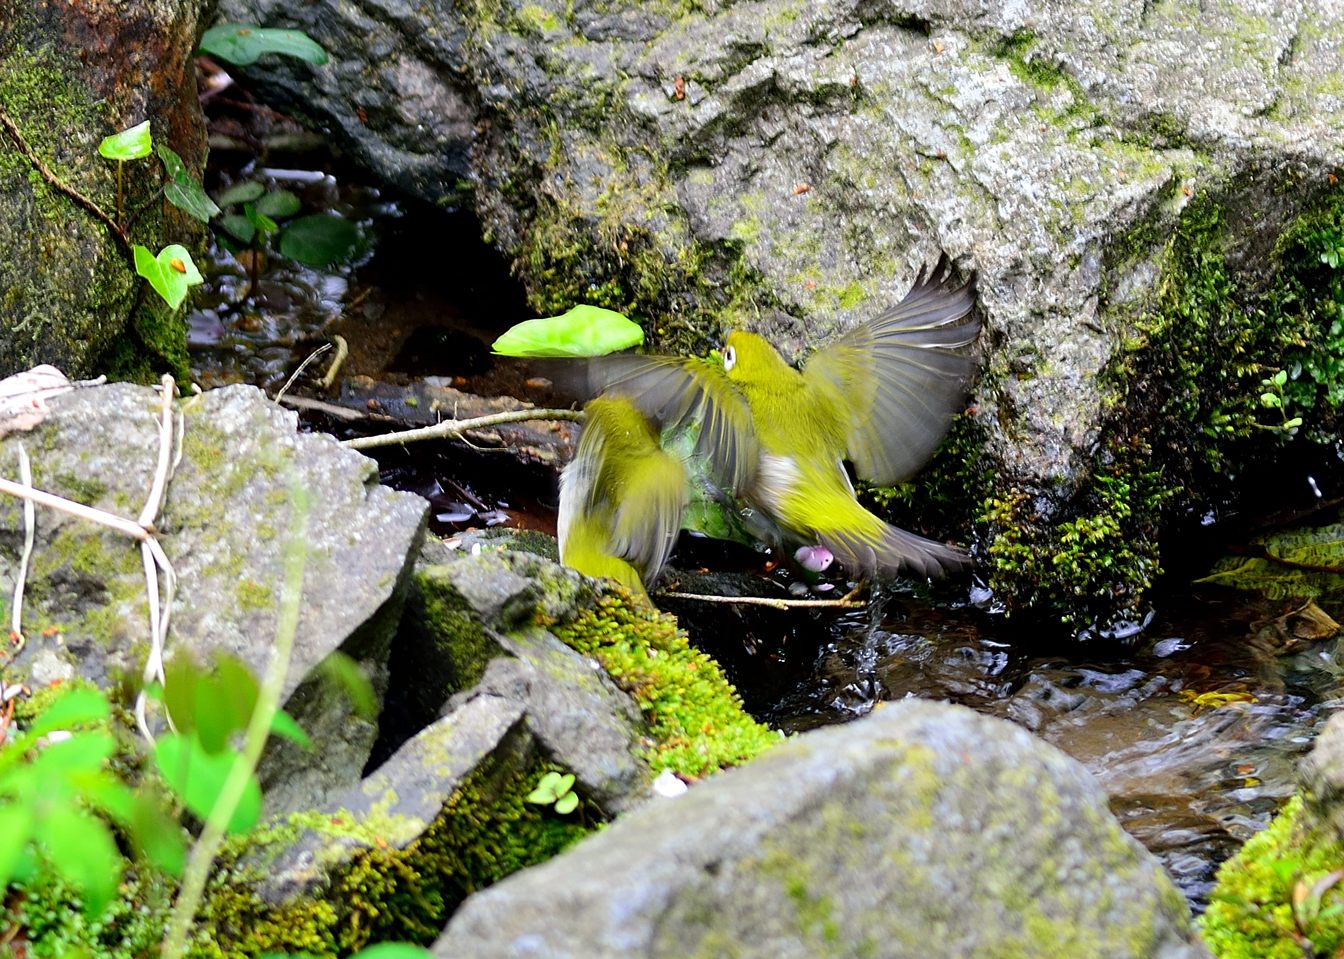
433, 699, 1208, 959
0, 381, 428, 810
210, 0, 1344, 625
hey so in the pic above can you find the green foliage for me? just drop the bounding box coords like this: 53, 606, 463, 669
1201, 797, 1344, 958
277, 214, 361, 268
551, 593, 781, 776
200, 24, 329, 67
525, 771, 579, 815
492, 304, 644, 357
157, 144, 222, 223
215, 182, 362, 269
97, 120, 152, 161
133, 243, 204, 309
1198, 513, 1344, 601
0, 686, 184, 917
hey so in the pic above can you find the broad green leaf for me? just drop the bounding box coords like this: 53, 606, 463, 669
199, 24, 328, 66
278, 214, 360, 267
130, 789, 187, 876
348, 945, 434, 959
219, 213, 257, 244
41, 805, 122, 915
1198, 515, 1344, 603
318, 652, 378, 720
28, 731, 116, 785
25, 687, 110, 739
0, 805, 34, 891
554, 790, 579, 814
134, 244, 204, 310
157, 144, 221, 222
98, 120, 152, 161
254, 189, 302, 219
154, 734, 262, 834
76, 769, 137, 825
491, 305, 644, 357
216, 180, 267, 207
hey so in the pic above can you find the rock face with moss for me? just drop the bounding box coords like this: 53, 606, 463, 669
433, 699, 1207, 959
0, 0, 212, 378
0, 380, 428, 812
212, 0, 1344, 627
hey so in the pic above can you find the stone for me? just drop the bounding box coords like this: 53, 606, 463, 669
434, 700, 1209, 959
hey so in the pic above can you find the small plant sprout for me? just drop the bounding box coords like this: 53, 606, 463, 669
1258, 368, 1303, 434
98, 120, 152, 228
133, 244, 204, 310
526, 771, 579, 815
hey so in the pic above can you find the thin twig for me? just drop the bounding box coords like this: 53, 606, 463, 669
277, 394, 390, 423
273, 343, 332, 406
341, 408, 585, 451
140, 376, 178, 526
0, 477, 150, 540
0, 105, 133, 258
11, 445, 33, 648
317, 334, 348, 391
134, 378, 179, 740
657, 582, 866, 610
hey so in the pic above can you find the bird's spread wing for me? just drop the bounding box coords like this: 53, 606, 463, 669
803, 256, 979, 485
560, 354, 759, 495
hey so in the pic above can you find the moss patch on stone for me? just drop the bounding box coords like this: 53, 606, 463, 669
1200, 796, 1344, 959
551, 591, 781, 776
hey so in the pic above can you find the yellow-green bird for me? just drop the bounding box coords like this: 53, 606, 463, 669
557, 395, 689, 601
559, 256, 979, 590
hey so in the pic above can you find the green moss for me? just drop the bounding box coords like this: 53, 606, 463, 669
236, 579, 273, 612
551, 591, 780, 776
407, 567, 502, 694
1201, 796, 1344, 958
192, 757, 589, 957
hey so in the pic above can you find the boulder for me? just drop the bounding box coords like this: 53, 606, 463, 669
212, 0, 1344, 626
0, 380, 427, 811
434, 699, 1208, 959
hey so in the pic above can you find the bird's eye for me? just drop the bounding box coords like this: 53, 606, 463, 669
723, 345, 736, 371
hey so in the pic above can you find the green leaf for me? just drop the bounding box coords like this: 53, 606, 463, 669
216, 181, 267, 207
278, 214, 360, 267
243, 203, 280, 235
254, 189, 302, 219
41, 805, 122, 915
157, 144, 221, 223
98, 120, 152, 161
134, 244, 204, 310
269, 709, 312, 749
491, 305, 644, 357
347, 945, 433, 959
25, 687, 110, 739
199, 24, 329, 66
219, 213, 257, 244
554, 790, 579, 815
317, 652, 378, 720
0, 805, 34, 891
154, 734, 262, 835
129, 789, 187, 876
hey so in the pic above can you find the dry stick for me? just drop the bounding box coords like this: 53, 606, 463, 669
273, 342, 332, 406
317, 334, 349, 390
341, 408, 585, 451
657, 581, 867, 610
0, 478, 150, 540
134, 377, 181, 740
11, 445, 33, 647
0, 106, 133, 258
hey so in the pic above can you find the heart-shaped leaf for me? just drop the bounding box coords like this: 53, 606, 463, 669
98, 120, 152, 161
278, 214, 360, 267
200, 24, 328, 66
134, 244, 204, 310
254, 189, 302, 219
216, 180, 267, 208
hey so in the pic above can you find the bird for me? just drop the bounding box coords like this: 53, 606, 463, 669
557, 255, 979, 593
556, 394, 688, 601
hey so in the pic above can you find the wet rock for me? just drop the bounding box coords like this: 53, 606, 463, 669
214, 0, 1344, 623
0, 0, 211, 376
434, 699, 1208, 959
1300, 709, 1344, 843
0, 380, 428, 811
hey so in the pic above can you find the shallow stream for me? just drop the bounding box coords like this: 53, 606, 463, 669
189, 100, 1341, 911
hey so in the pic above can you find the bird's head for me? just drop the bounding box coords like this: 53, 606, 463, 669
722, 331, 790, 386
